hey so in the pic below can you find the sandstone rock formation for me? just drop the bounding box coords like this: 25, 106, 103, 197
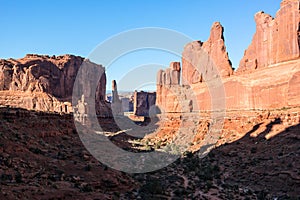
156, 62, 194, 113
156, 62, 181, 86
112, 80, 120, 103
157, 22, 232, 113
133, 91, 156, 117
111, 80, 123, 115
73, 94, 88, 124
0, 54, 83, 97
0, 54, 110, 116
156, 62, 181, 111
238, 0, 300, 72
182, 22, 233, 86
156, 0, 300, 113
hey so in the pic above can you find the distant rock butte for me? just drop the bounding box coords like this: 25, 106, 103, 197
133, 91, 156, 117
0, 54, 110, 116
157, 0, 300, 112
238, 0, 300, 72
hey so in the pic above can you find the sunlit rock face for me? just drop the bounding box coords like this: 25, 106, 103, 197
238, 0, 300, 73
182, 22, 233, 86
156, 0, 300, 113
0, 54, 110, 115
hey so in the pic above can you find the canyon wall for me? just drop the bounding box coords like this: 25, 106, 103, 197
0, 54, 110, 116
156, 0, 300, 113
182, 22, 233, 86
238, 0, 300, 72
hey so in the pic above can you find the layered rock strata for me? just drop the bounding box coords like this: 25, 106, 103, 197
238, 0, 300, 72
0, 54, 110, 116
156, 0, 300, 113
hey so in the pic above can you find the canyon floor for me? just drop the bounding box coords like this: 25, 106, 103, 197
0, 107, 299, 199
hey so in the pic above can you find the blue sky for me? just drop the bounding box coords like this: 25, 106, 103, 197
0, 0, 281, 91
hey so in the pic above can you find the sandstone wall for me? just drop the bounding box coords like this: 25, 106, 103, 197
182, 22, 233, 86
156, 0, 300, 113
238, 0, 300, 72
156, 62, 181, 111
0, 91, 72, 113
159, 60, 300, 113
0, 54, 110, 115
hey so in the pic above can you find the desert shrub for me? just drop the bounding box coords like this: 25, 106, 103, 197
84, 164, 91, 171
250, 147, 257, 153
139, 180, 164, 195
1, 174, 13, 182
144, 144, 152, 151
81, 183, 93, 192
29, 147, 43, 155
163, 143, 182, 155
15, 172, 22, 183
154, 141, 162, 149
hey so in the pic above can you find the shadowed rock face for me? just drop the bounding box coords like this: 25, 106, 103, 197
238, 0, 300, 72
0, 54, 108, 114
133, 91, 156, 117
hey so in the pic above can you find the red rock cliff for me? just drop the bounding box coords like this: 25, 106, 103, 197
238, 0, 300, 72
182, 22, 233, 86
0, 54, 84, 98
156, 0, 300, 113
0, 54, 109, 115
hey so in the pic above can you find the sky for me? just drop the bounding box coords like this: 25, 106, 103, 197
0, 0, 282, 91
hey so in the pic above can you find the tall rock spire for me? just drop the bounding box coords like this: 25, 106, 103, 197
182, 22, 233, 86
